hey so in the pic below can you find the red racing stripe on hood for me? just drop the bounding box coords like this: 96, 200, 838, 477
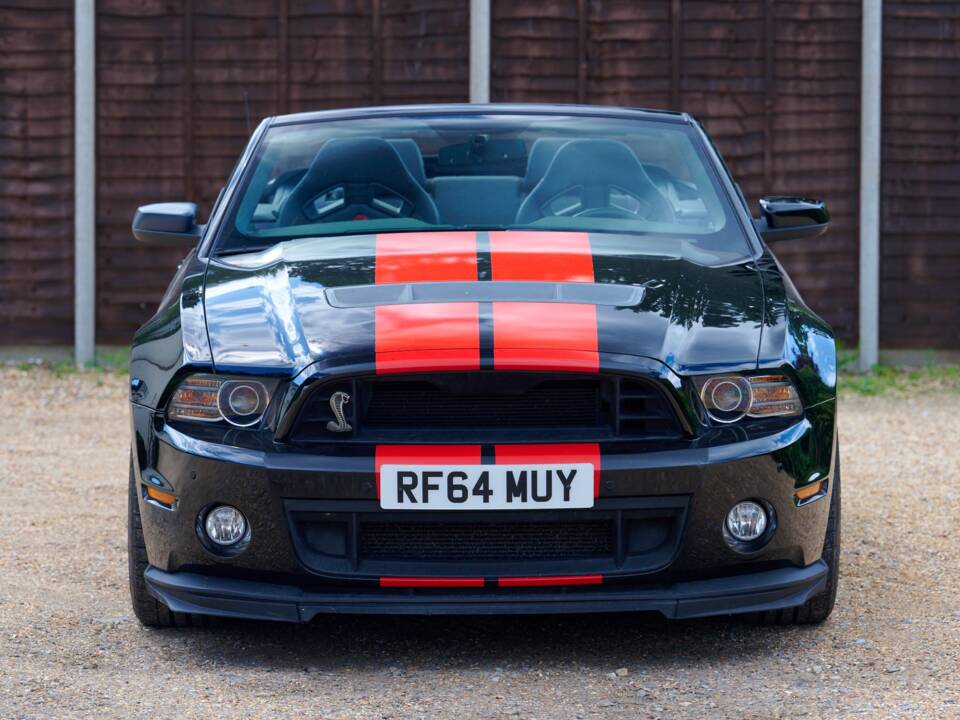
375, 444, 482, 499
374, 233, 480, 373
492, 302, 599, 372
489, 231, 594, 282
375, 232, 479, 283
375, 303, 480, 373
494, 443, 601, 497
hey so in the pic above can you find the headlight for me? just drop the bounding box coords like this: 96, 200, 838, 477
167, 374, 275, 427
695, 374, 802, 423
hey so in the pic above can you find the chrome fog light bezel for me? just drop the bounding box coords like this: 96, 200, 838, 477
197, 504, 252, 557
722, 498, 776, 554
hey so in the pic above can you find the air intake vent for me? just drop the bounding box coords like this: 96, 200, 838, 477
617, 379, 681, 437
364, 379, 601, 429
288, 373, 683, 443
360, 520, 615, 561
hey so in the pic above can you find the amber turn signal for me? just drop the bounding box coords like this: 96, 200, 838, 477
794, 479, 826, 503
145, 486, 178, 506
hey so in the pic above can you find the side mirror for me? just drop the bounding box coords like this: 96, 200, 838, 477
132, 202, 203, 246
754, 196, 829, 243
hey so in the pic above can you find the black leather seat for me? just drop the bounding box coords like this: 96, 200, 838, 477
520, 138, 570, 192
515, 139, 674, 225
387, 138, 428, 188
277, 137, 439, 226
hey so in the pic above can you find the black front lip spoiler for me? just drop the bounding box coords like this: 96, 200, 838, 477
144, 561, 827, 622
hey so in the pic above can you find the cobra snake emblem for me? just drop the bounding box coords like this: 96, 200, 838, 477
326, 391, 352, 433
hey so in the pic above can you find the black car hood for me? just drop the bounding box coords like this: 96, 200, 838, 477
202, 231, 767, 377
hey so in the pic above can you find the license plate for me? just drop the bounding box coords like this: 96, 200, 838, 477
379, 463, 594, 510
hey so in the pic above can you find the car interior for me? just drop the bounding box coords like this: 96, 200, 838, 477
248, 135, 714, 233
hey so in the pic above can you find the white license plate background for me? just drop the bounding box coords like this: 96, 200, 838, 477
379, 463, 594, 510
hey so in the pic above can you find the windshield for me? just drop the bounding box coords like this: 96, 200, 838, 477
215, 112, 751, 260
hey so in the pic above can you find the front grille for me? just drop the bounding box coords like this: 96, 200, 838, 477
289, 372, 683, 443
364, 380, 600, 428
285, 497, 691, 577
360, 520, 613, 561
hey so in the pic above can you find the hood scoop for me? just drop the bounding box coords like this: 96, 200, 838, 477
325, 281, 645, 308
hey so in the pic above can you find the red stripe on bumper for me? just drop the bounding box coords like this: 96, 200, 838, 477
380, 577, 485, 588
498, 575, 603, 587
375, 232, 479, 283
494, 443, 601, 497
489, 231, 594, 282
375, 303, 480, 373
492, 302, 599, 372
375, 445, 481, 499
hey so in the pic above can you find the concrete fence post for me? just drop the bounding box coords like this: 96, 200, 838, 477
470, 0, 490, 103
859, 0, 882, 371
74, 0, 96, 365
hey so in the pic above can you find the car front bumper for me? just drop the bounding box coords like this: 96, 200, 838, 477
131, 399, 836, 620
144, 560, 828, 621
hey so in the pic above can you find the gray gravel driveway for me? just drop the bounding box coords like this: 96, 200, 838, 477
1, 369, 958, 719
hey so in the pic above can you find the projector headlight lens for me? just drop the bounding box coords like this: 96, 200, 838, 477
696, 374, 802, 423
167, 374, 274, 427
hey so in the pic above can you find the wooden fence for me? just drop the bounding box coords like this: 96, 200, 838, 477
0, 0, 957, 349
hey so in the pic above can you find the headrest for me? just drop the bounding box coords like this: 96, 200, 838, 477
387, 139, 428, 188
522, 138, 570, 191
277, 137, 438, 225
516, 139, 671, 224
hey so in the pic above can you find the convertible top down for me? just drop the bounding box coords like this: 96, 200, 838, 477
127, 104, 839, 626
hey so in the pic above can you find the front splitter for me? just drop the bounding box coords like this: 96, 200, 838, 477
144, 561, 827, 622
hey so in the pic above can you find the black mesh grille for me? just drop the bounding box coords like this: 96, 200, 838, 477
285, 498, 692, 577
364, 381, 600, 428
359, 520, 614, 561
289, 372, 682, 443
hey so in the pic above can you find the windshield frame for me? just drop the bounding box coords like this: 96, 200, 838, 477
203, 105, 762, 262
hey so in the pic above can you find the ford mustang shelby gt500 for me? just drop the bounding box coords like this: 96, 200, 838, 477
128, 104, 839, 627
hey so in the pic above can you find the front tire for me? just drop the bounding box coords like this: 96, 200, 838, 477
760, 445, 841, 625
128, 459, 206, 628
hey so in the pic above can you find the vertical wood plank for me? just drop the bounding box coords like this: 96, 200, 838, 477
372, 0, 383, 105
577, 0, 588, 104
278, 0, 289, 115
182, 0, 194, 200
762, 0, 775, 190
671, 0, 682, 109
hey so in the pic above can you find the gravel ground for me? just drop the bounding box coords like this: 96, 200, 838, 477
1, 368, 958, 719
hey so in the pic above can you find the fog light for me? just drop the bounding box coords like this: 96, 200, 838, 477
726, 501, 768, 541
204, 505, 248, 546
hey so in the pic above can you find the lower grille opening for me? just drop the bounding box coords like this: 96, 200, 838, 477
360, 520, 614, 561
285, 498, 691, 578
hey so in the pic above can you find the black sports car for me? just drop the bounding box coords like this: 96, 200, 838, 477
128, 104, 839, 627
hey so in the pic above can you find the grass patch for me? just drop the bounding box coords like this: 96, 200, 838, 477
835, 341, 960, 395
840, 363, 960, 396
9, 347, 130, 377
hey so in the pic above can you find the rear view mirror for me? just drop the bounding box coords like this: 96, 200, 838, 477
755, 196, 829, 243
132, 202, 202, 245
